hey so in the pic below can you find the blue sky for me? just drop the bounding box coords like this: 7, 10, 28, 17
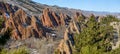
32, 0, 120, 13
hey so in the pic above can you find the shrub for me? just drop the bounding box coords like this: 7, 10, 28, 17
0, 46, 29, 54
9, 46, 29, 54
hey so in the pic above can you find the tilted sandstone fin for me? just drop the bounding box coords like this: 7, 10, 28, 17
0, 5, 46, 40
41, 8, 71, 27
56, 21, 80, 54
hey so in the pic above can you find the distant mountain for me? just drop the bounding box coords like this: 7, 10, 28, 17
1, 0, 120, 17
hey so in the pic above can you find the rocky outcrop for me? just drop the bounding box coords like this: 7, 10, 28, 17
0, 7, 44, 40
0, 2, 18, 13
41, 8, 71, 27
59, 13, 65, 25
69, 21, 80, 34
41, 8, 54, 27
110, 22, 120, 49
16, 10, 44, 39
0, 2, 18, 22
0, 2, 49, 40
56, 21, 80, 54
56, 28, 72, 54
0, 2, 73, 40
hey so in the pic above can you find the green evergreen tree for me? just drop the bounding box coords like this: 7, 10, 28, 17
73, 15, 119, 54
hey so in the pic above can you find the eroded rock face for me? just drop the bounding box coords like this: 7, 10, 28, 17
56, 21, 80, 54
59, 13, 65, 25
0, 2, 73, 40
3, 9, 45, 40
41, 8, 71, 27
0, 2, 45, 40
41, 8, 54, 27
57, 29, 72, 54
69, 21, 80, 34
0, 2, 18, 14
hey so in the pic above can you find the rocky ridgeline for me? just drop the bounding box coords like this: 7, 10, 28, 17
0, 2, 80, 40
1, 9, 45, 40
40, 8, 72, 27
0, 2, 45, 40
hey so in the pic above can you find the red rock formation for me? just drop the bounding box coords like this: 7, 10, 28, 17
41, 8, 54, 27
41, 8, 68, 27
0, 2, 19, 23
51, 11, 60, 25
11, 30, 20, 40
0, 2, 72, 40
31, 16, 44, 38
0, 2, 16, 14
2, 8, 45, 40
0, 2, 51, 40
59, 13, 65, 25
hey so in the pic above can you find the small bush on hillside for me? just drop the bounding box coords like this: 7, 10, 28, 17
0, 46, 29, 54
9, 47, 29, 54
